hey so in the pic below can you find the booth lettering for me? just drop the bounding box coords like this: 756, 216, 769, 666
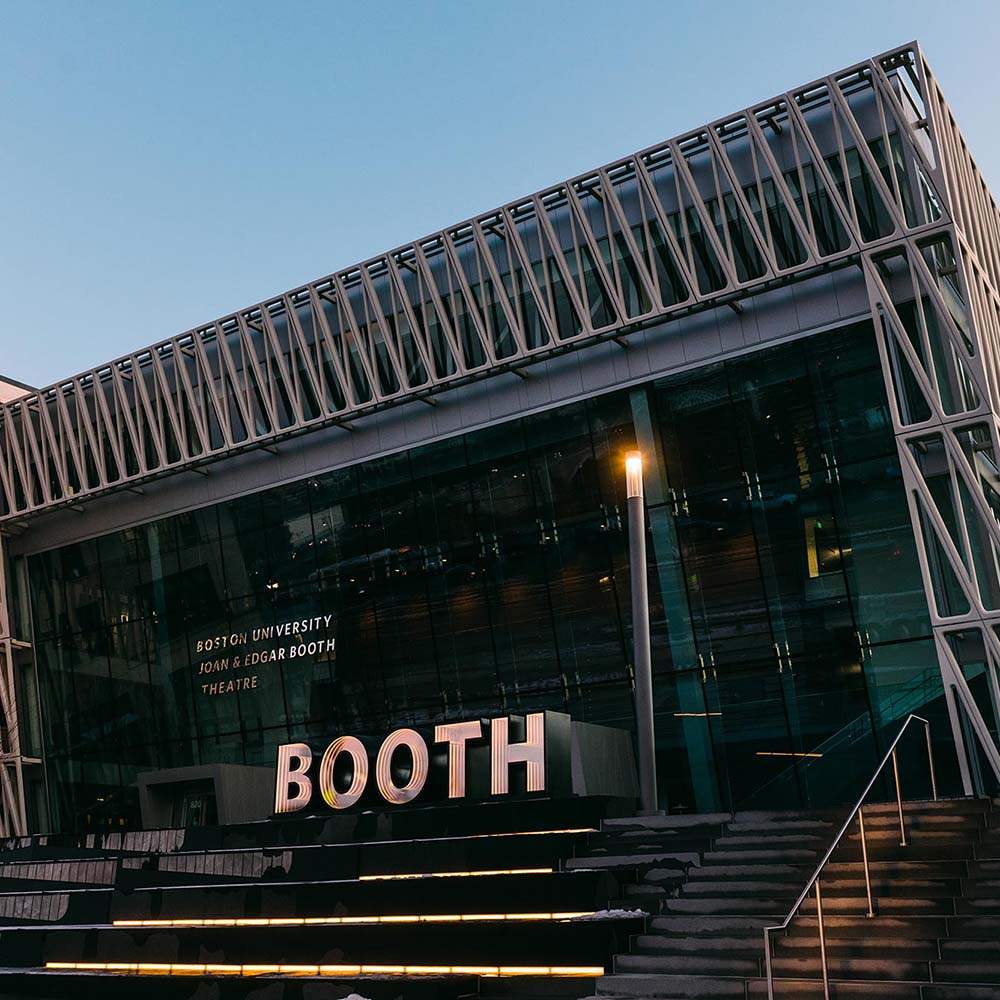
273, 711, 572, 813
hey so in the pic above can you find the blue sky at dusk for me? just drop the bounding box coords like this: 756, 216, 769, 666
2, 0, 998, 385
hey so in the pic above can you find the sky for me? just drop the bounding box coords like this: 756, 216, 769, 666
1, 0, 999, 387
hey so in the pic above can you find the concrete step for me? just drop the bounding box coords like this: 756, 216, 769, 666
933, 960, 1000, 984
702, 849, 820, 865
680, 877, 959, 899
686, 863, 813, 880
833, 843, 976, 862
958, 879, 1000, 897
755, 983, 1000, 1000
598, 971, 925, 998
608, 894, 664, 914
649, 914, 778, 937
798, 894, 956, 916
947, 915, 1000, 938
640, 866, 687, 885
662, 894, 955, 917
615, 953, 760, 977
816, 876, 960, 897
787, 915, 950, 938
680, 880, 804, 897
745, 979, 952, 999
685, 858, 968, 879
862, 798, 989, 816
565, 851, 700, 870
969, 860, 1000, 875
600, 814, 729, 833
769, 955, 930, 981
773, 934, 938, 959
859, 812, 985, 831
623, 883, 668, 898
662, 897, 793, 916
972, 848, 1000, 861
634, 932, 937, 960
594, 972, 747, 997
726, 819, 835, 835
941, 939, 1000, 960
824, 859, 970, 878
632, 934, 770, 957
954, 897, 1000, 914
587, 835, 714, 853
712, 835, 827, 851
841, 829, 979, 847
919, 988, 1000, 1000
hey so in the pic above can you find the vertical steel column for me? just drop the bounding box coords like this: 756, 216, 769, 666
626, 451, 659, 814
0, 533, 27, 837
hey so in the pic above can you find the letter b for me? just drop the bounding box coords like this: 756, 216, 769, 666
274, 743, 313, 814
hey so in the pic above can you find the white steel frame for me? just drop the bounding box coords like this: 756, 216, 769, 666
0, 44, 944, 522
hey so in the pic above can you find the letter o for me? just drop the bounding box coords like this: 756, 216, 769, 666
376, 728, 429, 805
319, 736, 368, 809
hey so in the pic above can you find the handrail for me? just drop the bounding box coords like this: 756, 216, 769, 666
763, 714, 938, 1000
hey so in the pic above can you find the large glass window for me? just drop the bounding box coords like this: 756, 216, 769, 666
27, 320, 942, 831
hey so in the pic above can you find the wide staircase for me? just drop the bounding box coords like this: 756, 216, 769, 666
0, 792, 999, 997
0, 797, 643, 999
590, 797, 1000, 999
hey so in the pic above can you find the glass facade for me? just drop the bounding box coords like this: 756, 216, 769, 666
24, 320, 951, 833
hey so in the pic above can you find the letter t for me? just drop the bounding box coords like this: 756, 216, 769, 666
434, 720, 483, 799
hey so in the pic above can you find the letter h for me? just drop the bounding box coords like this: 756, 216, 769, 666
490, 713, 545, 795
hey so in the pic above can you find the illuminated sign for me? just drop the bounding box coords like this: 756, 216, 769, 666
274, 712, 572, 814
193, 613, 336, 698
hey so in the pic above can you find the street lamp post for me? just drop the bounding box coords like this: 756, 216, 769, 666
626, 450, 659, 814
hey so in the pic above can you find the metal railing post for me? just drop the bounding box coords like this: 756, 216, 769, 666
815, 879, 830, 1000
859, 807, 875, 918
763, 928, 775, 1000
892, 748, 907, 847
925, 720, 939, 800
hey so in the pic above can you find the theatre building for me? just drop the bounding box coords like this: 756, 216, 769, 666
1, 40, 1000, 998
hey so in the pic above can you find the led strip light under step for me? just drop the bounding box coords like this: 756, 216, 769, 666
44, 962, 604, 977
114, 911, 596, 927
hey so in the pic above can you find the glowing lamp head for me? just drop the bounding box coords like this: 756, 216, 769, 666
625, 451, 643, 499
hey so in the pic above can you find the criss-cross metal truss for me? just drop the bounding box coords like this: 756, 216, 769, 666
861, 50, 1000, 792
4, 41, 1000, 833
0, 44, 955, 521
